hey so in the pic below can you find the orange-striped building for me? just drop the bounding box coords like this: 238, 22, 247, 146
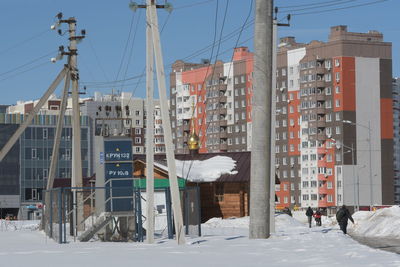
170, 25, 395, 212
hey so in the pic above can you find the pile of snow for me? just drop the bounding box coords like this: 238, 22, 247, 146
350, 206, 400, 238
156, 156, 238, 182
0, 220, 40, 231
202, 216, 249, 236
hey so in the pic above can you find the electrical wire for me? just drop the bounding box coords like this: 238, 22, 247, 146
114, 12, 136, 85
278, 0, 356, 9
87, 38, 110, 82
119, 11, 143, 92
185, 0, 232, 179
291, 0, 390, 16
0, 50, 56, 77
80, 18, 255, 86
0, 29, 50, 56
174, 0, 216, 10
280, 0, 358, 12
0, 61, 50, 82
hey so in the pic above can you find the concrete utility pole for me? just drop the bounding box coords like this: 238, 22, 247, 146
145, 0, 155, 244
68, 17, 85, 232
250, 0, 273, 239
130, 0, 185, 245
47, 69, 70, 190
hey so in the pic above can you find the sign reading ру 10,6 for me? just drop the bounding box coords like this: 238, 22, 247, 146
105, 163, 133, 179
104, 140, 132, 162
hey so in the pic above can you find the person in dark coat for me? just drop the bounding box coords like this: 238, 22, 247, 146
336, 205, 354, 234
306, 206, 314, 228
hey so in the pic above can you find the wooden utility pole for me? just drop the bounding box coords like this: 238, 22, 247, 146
250, 0, 273, 239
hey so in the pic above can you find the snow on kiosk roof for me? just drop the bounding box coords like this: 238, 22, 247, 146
134, 152, 251, 183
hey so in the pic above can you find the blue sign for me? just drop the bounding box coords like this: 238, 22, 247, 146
105, 163, 133, 179
104, 140, 132, 162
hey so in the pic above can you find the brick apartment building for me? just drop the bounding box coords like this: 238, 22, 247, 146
169, 25, 395, 211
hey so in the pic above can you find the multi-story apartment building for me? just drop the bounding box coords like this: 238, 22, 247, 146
393, 77, 400, 204
170, 47, 254, 154
170, 25, 395, 211
0, 113, 92, 219
7, 92, 166, 155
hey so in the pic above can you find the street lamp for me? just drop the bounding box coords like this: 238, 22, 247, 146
343, 120, 373, 209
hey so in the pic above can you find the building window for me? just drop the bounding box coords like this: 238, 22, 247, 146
335, 126, 341, 134
335, 99, 341, 107
214, 183, 224, 202
311, 194, 318, 201
135, 120, 140, 126
302, 194, 309, 201
335, 72, 340, 82
336, 153, 341, 162
327, 195, 333, 202
43, 128, 48, 139
284, 196, 288, 204
135, 128, 141, 135
32, 148, 37, 159
334, 59, 340, 67
325, 87, 331, 95
327, 181, 333, 189
335, 113, 341, 121
135, 147, 142, 153
335, 86, 340, 93
135, 137, 141, 144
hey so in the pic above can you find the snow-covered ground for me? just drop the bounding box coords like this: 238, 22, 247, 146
349, 206, 400, 239
1, 211, 400, 267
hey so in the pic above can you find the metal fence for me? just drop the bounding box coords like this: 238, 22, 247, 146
42, 185, 201, 244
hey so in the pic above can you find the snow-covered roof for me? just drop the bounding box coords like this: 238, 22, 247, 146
154, 155, 238, 183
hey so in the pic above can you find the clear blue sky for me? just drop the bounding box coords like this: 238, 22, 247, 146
0, 0, 398, 104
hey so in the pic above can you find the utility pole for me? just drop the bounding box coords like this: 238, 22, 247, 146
129, 0, 185, 245
250, 0, 273, 239
145, 0, 155, 244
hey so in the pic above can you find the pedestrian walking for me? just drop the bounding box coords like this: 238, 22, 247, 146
336, 205, 354, 234
314, 209, 322, 226
306, 206, 314, 228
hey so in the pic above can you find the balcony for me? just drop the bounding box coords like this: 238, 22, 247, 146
220, 120, 227, 127
219, 96, 227, 104
318, 173, 328, 181
318, 198, 327, 207
319, 185, 328, 195
316, 107, 325, 114
316, 80, 325, 88
317, 119, 326, 127
183, 124, 190, 132
219, 108, 227, 115
219, 84, 227, 92
316, 66, 325, 75
220, 143, 228, 151
316, 94, 325, 101
220, 131, 228, 139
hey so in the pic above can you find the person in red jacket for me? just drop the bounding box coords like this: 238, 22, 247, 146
313, 209, 322, 226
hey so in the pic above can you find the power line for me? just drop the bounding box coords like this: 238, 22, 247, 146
278, 0, 355, 9
0, 50, 56, 77
119, 11, 143, 92
87, 37, 110, 82
0, 29, 50, 56
0, 61, 50, 82
80, 18, 254, 86
291, 0, 389, 16
114, 12, 136, 84
174, 0, 216, 10
281, 0, 358, 12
